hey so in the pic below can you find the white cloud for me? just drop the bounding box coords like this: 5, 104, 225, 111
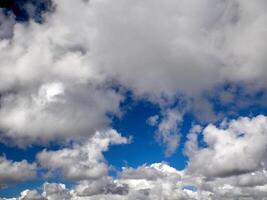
89, 0, 267, 98
1, 0, 267, 199
42, 182, 72, 200
181, 115, 267, 199
11, 163, 198, 200
0, 156, 36, 188
37, 129, 128, 181
0, 0, 122, 146
5, 160, 267, 199
3, 115, 267, 199
1, 0, 266, 147
19, 189, 44, 200
75, 177, 129, 197
186, 115, 267, 178
79, 163, 196, 200
0, 82, 122, 146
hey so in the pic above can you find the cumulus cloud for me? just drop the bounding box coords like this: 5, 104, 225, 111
90, 0, 267, 97
3, 115, 267, 199
37, 129, 128, 181
2, 183, 72, 200
1, 0, 266, 146
42, 182, 72, 200
0, 156, 36, 188
1, 0, 267, 199
0, 0, 123, 146
19, 189, 44, 200
180, 115, 267, 199
0, 82, 122, 146
73, 163, 198, 200
88, 0, 267, 135
4, 159, 267, 199
186, 115, 267, 178
3, 163, 199, 200
75, 177, 129, 197
91, 0, 266, 153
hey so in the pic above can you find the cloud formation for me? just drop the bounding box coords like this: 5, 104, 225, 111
0, 0, 122, 146
0, 0, 267, 199
1, 0, 266, 145
37, 129, 128, 181
0, 156, 36, 188
90, 0, 267, 97
186, 115, 267, 178
0, 82, 122, 146
32, 115, 267, 199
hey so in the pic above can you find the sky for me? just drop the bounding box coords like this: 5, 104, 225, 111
0, 0, 267, 199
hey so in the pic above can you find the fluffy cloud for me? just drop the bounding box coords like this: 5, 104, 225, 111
3, 183, 72, 200
1, 0, 266, 146
0, 0, 123, 146
75, 177, 129, 197
42, 183, 72, 200
90, 0, 267, 97
182, 115, 267, 199
87, 0, 267, 150
3, 115, 267, 199
19, 189, 44, 200
0, 82, 122, 146
37, 129, 128, 181
4, 160, 267, 199
1, 0, 267, 199
117, 163, 189, 199
186, 115, 267, 178
0, 156, 36, 188
3, 163, 200, 200
71, 163, 203, 200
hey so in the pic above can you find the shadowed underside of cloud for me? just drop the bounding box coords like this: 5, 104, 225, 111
0, 0, 267, 199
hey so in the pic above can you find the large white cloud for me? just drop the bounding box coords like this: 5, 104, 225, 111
0, 0, 122, 146
89, 0, 267, 97
1, 0, 266, 146
89, 0, 267, 154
